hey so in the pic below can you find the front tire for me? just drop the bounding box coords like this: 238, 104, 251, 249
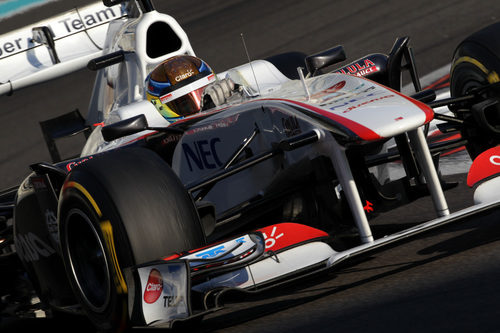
58, 147, 205, 331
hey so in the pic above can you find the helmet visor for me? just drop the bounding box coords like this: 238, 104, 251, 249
165, 86, 205, 117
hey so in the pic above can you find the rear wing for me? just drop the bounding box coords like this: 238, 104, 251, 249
0, 1, 129, 96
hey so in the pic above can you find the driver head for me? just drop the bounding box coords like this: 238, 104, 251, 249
146, 55, 215, 123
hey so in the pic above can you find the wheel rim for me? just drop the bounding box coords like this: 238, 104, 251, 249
451, 65, 495, 158
64, 208, 111, 313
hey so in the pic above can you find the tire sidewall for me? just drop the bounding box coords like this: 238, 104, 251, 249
451, 41, 500, 98
450, 30, 500, 159
59, 175, 130, 332
58, 147, 206, 331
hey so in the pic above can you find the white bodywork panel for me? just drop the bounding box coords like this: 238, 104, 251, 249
217, 59, 291, 95
85, 8, 196, 125
191, 241, 335, 292
82, 59, 294, 155
266, 73, 434, 140
81, 99, 169, 155
474, 178, 500, 205
0, 2, 127, 96
135, 262, 190, 326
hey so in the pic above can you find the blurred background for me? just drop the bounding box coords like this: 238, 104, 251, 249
1, 0, 499, 189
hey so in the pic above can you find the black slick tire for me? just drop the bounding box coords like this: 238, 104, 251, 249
58, 147, 205, 331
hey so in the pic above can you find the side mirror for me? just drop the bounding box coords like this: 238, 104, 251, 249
103, 0, 127, 6
32, 26, 60, 64
103, 0, 155, 12
87, 50, 125, 71
305, 45, 346, 76
101, 114, 149, 142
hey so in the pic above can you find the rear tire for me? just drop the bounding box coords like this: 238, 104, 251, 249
450, 22, 500, 159
58, 147, 205, 331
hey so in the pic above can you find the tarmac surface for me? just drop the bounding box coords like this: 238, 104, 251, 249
2, 1, 500, 332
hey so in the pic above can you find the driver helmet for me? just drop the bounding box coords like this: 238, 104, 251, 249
146, 55, 216, 123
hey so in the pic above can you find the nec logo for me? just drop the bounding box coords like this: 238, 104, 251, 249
182, 138, 222, 171
144, 269, 163, 304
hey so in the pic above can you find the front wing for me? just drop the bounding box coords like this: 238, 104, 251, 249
124, 194, 500, 329
125, 222, 333, 327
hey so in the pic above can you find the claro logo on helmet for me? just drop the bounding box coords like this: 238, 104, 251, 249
175, 69, 194, 82
144, 269, 163, 304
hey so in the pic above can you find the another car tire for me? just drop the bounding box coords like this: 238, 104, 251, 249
450, 22, 500, 159
58, 147, 205, 332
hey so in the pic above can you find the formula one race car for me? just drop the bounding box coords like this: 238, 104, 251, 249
3, 0, 500, 331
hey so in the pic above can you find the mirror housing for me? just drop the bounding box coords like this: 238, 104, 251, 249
103, 0, 127, 6
87, 50, 125, 71
101, 114, 148, 142
32, 26, 60, 64
305, 45, 346, 76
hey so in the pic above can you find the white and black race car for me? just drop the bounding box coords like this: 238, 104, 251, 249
2, 0, 500, 331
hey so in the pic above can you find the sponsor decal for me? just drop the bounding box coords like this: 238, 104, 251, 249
185, 114, 240, 135
355, 66, 378, 77
163, 294, 176, 307
0, 3, 125, 60
467, 146, 500, 187
161, 133, 183, 145
321, 84, 376, 109
144, 269, 164, 304
328, 80, 346, 91
363, 200, 374, 213
16, 232, 56, 262
45, 209, 59, 243
306, 80, 348, 104
66, 156, 93, 171
160, 93, 173, 104
258, 223, 329, 252
57, 7, 120, 34
182, 137, 222, 172
235, 236, 247, 244
138, 263, 189, 325
336, 59, 379, 77
333, 94, 395, 113
175, 69, 194, 82
195, 245, 225, 259
490, 155, 500, 166
262, 226, 285, 249
178, 235, 249, 262
0, 38, 23, 59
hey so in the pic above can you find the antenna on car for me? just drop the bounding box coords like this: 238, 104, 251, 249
297, 67, 311, 101
240, 33, 262, 96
